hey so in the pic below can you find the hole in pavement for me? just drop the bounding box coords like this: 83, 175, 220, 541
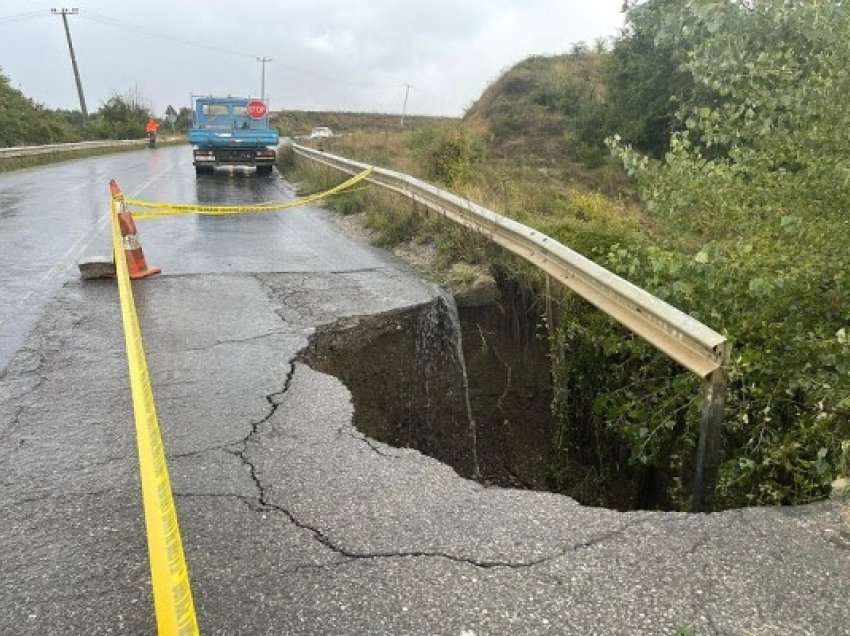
299, 274, 679, 511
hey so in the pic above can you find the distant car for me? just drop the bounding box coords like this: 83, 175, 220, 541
310, 126, 334, 139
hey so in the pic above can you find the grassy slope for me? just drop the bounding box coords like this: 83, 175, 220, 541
465, 54, 598, 159
298, 53, 643, 252
271, 110, 457, 138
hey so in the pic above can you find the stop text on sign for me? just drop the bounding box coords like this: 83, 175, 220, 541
246, 100, 267, 119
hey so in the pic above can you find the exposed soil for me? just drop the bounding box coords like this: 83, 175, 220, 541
299, 276, 556, 491
319, 201, 679, 509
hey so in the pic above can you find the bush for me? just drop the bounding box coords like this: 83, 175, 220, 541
276, 145, 296, 174
0, 69, 159, 147
330, 191, 366, 216
0, 69, 82, 146
84, 95, 152, 140
409, 127, 483, 188
598, 0, 850, 507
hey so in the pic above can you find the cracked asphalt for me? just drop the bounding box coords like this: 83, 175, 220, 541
1, 147, 849, 635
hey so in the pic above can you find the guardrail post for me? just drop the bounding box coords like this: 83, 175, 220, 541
691, 367, 727, 512
544, 275, 556, 341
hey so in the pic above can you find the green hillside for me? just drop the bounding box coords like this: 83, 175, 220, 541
464, 53, 607, 166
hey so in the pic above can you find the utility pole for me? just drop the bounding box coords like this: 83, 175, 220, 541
257, 57, 272, 101
51, 8, 88, 122
400, 84, 412, 127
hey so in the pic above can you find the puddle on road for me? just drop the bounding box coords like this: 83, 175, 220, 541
299, 275, 674, 510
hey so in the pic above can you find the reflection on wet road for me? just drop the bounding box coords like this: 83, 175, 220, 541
0, 146, 384, 370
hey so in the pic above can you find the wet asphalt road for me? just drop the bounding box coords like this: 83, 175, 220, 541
1, 147, 849, 635
0, 145, 381, 372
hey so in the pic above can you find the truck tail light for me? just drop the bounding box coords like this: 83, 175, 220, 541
256, 149, 276, 159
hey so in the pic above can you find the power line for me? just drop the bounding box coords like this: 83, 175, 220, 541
80, 10, 402, 92
0, 11, 49, 25
1, 8, 429, 113
80, 11, 258, 59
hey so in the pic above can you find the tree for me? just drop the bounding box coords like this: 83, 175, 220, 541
0, 68, 81, 146
86, 94, 153, 140
174, 107, 193, 131
607, 0, 850, 506
603, 0, 700, 157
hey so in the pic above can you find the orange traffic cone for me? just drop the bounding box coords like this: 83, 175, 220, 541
110, 179, 161, 279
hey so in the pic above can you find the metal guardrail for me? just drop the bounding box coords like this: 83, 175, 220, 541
293, 143, 731, 510
0, 139, 144, 159
0, 138, 184, 159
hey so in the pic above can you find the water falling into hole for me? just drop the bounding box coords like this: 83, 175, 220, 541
416, 290, 480, 479
298, 275, 683, 510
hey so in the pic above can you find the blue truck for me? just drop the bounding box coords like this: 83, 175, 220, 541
189, 96, 279, 176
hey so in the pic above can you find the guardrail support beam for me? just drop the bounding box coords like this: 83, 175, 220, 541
544, 275, 556, 340
691, 368, 727, 512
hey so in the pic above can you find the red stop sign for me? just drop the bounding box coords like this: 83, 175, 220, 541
246, 100, 267, 119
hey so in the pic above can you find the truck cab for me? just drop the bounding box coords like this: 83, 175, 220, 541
189, 96, 279, 176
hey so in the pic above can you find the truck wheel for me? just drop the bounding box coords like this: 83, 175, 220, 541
195, 165, 212, 176
256, 165, 273, 177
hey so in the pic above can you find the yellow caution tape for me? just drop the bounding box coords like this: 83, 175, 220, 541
110, 198, 200, 635
126, 168, 372, 218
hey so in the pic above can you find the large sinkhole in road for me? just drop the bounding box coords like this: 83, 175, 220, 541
300, 276, 675, 511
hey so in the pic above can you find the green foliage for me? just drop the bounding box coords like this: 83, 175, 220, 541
174, 107, 193, 132
276, 144, 296, 174
604, 0, 700, 157
456, 0, 850, 509
287, 158, 426, 249
329, 191, 367, 216
85, 95, 153, 140
533, 54, 609, 165
409, 127, 483, 188
0, 67, 158, 148
363, 197, 425, 247
466, 53, 611, 166
599, 0, 850, 507
0, 69, 82, 146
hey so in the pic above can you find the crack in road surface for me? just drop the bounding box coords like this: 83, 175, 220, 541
205, 354, 651, 572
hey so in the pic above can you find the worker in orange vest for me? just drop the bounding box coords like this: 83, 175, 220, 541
145, 118, 160, 147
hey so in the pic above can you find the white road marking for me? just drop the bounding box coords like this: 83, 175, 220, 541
0, 157, 171, 332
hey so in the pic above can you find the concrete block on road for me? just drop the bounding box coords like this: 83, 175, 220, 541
78, 255, 115, 280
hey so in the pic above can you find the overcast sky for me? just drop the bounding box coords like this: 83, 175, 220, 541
0, 1, 624, 117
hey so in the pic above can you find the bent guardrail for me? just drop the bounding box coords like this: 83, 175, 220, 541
292, 142, 731, 510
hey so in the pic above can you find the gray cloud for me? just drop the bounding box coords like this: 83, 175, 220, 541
0, 1, 623, 116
